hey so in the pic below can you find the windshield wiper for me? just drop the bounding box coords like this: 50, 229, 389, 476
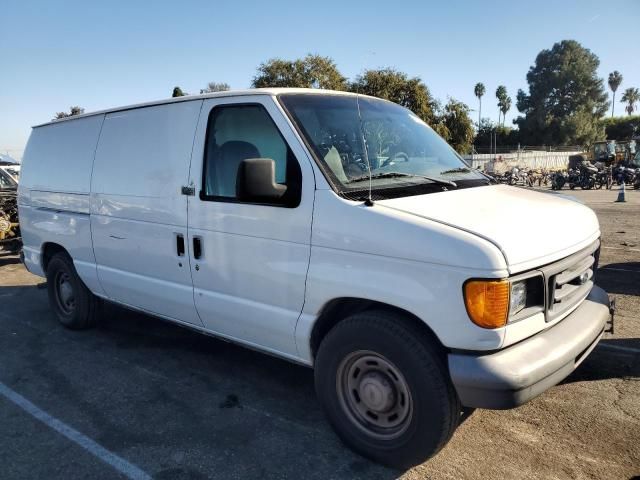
440, 166, 496, 185
347, 171, 457, 188
440, 167, 471, 174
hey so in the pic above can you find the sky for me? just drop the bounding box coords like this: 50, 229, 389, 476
1, 0, 638, 161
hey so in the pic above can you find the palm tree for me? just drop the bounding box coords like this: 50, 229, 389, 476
474, 82, 485, 126
500, 96, 512, 127
495, 85, 507, 125
621, 87, 640, 115
608, 71, 623, 117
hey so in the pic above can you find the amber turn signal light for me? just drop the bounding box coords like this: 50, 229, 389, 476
463, 279, 510, 329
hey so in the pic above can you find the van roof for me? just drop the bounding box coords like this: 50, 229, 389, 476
34, 88, 362, 128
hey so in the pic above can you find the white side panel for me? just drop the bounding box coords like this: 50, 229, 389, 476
29, 191, 90, 214
91, 101, 203, 325
19, 115, 104, 195
18, 115, 104, 284
17, 205, 103, 294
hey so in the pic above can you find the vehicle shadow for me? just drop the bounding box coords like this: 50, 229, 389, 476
0, 283, 402, 479
0, 253, 21, 267
98, 302, 405, 479
596, 263, 640, 296
562, 338, 640, 384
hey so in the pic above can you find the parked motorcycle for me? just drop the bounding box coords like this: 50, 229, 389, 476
594, 166, 613, 190
567, 168, 580, 189
551, 171, 567, 190
614, 164, 636, 185
578, 162, 598, 190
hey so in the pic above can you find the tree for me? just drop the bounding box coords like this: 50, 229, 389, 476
252, 54, 347, 90
436, 99, 475, 154
54, 106, 85, 120
172, 86, 186, 97
608, 71, 623, 117
514, 40, 609, 146
350, 68, 437, 124
474, 119, 520, 147
495, 85, 507, 126
474, 83, 485, 126
621, 87, 640, 115
200, 82, 230, 94
601, 115, 640, 140
500, 96, 512, 127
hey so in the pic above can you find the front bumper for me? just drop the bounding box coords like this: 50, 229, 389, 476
448, 285, 612, 409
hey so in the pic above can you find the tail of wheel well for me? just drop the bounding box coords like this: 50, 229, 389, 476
309, 297, 445, 361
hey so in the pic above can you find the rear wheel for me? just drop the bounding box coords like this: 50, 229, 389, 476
46, 252, 99, 329
315, 311, 460, 469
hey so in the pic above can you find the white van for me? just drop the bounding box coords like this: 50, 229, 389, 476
18, 89, 613, 468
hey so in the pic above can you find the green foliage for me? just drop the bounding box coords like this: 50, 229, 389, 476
514, 40, 609, 147
54, 106, 85, 120
435, 99, 475, 154
621, 87, 640, 115
495, 85, 510, 126
601, 115, 640, 140
200, 82, 230, 94
608, 71, 623, 116
350, 68, 437, 124
172, 86, 186, 97
251, 54, 347, 90
474, 119, 520, 146
474, 82, 485, 125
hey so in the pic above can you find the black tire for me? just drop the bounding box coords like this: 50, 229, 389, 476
314, 310, 460, 469
46, 252, 99, 329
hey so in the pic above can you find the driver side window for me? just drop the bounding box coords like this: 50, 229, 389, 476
201, 104, 301, 206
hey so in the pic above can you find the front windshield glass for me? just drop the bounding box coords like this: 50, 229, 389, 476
0, 169, 17, 189
279, 94, 485, 197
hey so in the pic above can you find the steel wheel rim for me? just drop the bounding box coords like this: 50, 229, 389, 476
336, 350, 413, 440
54, 271, 75, 315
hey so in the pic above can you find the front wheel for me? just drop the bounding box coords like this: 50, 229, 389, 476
315, 311, 460, 469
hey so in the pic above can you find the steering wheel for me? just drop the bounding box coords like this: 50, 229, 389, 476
381, 151, 409, 168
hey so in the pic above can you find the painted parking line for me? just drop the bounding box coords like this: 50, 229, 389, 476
0, 381, 151, 480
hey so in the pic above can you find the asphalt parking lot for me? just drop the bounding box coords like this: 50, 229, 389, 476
1, 186, 638, 480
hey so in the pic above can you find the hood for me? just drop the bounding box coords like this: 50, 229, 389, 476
377, 185, 600, 273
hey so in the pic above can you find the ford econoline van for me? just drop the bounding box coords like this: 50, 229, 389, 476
18, 89, 613, 468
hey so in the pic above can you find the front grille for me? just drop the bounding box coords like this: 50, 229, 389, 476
541, 240, 600, 322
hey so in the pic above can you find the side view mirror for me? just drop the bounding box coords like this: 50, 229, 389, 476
236, 158, 287, 202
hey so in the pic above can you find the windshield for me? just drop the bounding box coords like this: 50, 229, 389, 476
0, 168, 17, 189
279, 94, 485, 198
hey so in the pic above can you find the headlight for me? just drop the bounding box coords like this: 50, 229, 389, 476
463, 278, 535, 329
509, 281, 527, 316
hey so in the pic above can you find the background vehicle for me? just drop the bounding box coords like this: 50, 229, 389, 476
18, 89, 613, 468
551, 170, 567, 190
0, 164, 21, 182
0, 168, 20, 252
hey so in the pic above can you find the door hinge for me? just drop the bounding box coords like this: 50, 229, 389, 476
181, 186, 195, 196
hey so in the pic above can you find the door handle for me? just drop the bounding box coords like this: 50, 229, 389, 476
176, 234, 185, 256
193, 237, 202, 259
